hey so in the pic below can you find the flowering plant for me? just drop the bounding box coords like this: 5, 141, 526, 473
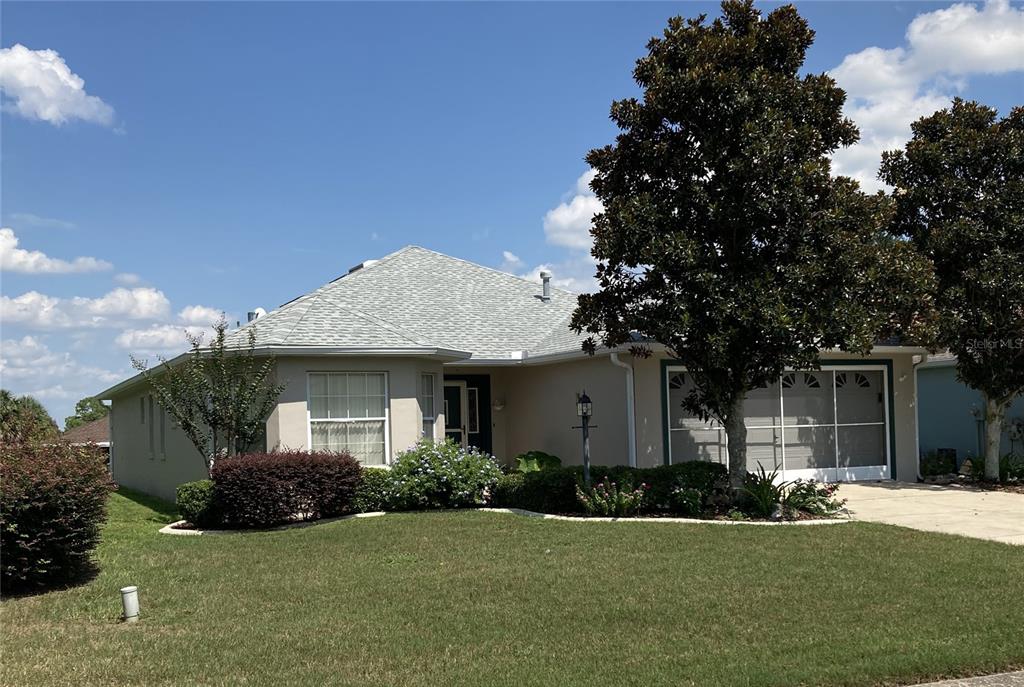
575, 478, 647, 517
386, 438, 502, 510
783, 479, 845, 516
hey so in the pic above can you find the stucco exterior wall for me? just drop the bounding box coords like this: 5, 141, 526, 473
447, 355, 631, 468
109, 385, 208, 502
269, 356, 445, 458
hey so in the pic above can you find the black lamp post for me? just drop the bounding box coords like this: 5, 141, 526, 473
576, 391, 593, 488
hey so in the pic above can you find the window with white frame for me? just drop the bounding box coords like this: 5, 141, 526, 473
309, 372, 387, 465
420, 373, 436, 439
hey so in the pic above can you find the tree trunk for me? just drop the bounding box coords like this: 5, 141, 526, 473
723, 399, 747, 492
983, 395, 1005, 482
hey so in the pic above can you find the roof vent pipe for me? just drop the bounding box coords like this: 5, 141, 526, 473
247, 307, 267, 323
539, 270, 552, 302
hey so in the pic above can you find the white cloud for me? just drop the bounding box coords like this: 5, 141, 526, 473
543, 193, 603, 250
0, 44, 115, 126
114, 324, 211, 352
178, 304, 224, 326
830, 0, 1024, 191
0, 227, 112, 274
0, 287, 170, 329
114, 272, 142, 286
0, 336, 122, 410
7, 212, 76, 230
500, 250, 524, 271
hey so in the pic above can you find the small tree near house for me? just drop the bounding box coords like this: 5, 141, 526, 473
571, 0, 936, 491
881, 100, 1024, 481
131, 318, 285, 476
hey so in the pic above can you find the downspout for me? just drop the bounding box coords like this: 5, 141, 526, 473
610, 352, 637, 468
912, 353, 928, 482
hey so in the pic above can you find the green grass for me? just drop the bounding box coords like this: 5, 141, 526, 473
3, 490, 1023, 687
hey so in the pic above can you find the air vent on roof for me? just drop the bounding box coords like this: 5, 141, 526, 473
538, 270, 552, 302
348, 259, 379, 275
247, 307, 267, 323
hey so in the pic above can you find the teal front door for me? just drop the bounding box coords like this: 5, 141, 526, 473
443, 381, 467, 447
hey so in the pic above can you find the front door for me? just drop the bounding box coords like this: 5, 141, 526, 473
443, 381, 468, 447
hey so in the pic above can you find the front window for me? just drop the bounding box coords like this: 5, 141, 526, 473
420, 373, 436, 439
309, 372, 387, 465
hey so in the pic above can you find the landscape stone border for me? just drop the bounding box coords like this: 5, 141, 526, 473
158, 507, 849, 535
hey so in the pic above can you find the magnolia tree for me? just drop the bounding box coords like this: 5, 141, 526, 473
881, 100, 1024, 481
571, 0, 935, 490
132, 318, 285, 476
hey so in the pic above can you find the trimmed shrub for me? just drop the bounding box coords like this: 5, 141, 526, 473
387, 438, 502, 510
492, 471, 525, 506
1, 441, 114, 593
212, 450, 361, 528
495, 461, 728, 515
353, 467, 391, 513
177, 480, 217, 527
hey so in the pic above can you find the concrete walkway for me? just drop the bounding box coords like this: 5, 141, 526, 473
911, 671, 1024, 686
842, 482, 1024, 545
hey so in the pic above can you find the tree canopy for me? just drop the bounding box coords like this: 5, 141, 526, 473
571, 0, 934, 488
881, 99, 1024, 479
64, 396, 110, 431
0, 390, 58, 444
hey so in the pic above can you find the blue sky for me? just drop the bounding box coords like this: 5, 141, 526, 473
2, 1, 1022, 426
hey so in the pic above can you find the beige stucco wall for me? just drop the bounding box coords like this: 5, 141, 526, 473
447, 354, 631, 468
109, 349, 922, 502
633, 350, 920, 479
269, 356, 445, 458
109, 385, 209, 502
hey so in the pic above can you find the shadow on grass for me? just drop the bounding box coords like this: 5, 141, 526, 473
114, 486, 179, 523
1, 560, 100, 600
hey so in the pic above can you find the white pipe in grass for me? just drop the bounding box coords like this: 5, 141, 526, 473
120, 586, 139, 622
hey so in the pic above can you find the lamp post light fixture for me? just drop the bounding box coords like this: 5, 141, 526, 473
575, 391, 594, 488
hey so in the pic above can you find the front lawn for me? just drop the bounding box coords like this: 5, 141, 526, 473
3, 491, 1022, 687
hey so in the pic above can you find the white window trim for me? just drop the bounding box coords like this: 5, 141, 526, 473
665, 364, 891, 482
304, 371, 391, 465
420, 373, 437, 440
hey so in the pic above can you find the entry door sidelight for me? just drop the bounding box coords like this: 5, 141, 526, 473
443, 381, 468, 448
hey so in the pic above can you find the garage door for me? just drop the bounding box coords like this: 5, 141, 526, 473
666, 366, 890, 482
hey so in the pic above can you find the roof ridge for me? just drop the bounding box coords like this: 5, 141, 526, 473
346, 306, 440, 348
399, 245, 581, 297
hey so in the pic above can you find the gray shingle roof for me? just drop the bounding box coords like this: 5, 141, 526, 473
225, 246, 585, 360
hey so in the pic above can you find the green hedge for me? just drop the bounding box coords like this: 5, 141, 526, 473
177, 480, 217, 527
492, 461, 728, 514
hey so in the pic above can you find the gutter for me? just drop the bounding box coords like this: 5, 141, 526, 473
912, 352, 929, 481
609, 352, 637, 468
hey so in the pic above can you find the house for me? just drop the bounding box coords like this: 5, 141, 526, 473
99, 246, 927, 501
917, 353, 1024, 465
62, 416, 111, 453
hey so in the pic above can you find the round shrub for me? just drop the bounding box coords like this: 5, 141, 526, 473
1, 441, 114, 593
212, 450, 361, 528
176, 480, 217, 527
492, 471, 525, 507
387, 438, 502, 510
353, 467, 391, 513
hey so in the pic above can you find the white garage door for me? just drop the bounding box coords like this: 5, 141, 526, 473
666, 366, 890, 482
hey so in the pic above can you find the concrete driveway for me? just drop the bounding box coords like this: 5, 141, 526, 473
842, 482, 1024, 545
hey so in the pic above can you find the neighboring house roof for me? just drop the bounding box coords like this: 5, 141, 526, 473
223, 246, 582, 361
62, 416, 110, 446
